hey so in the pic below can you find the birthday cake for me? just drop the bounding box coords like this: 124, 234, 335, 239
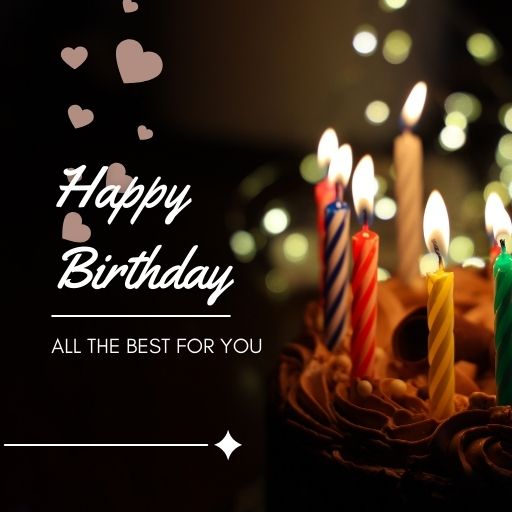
268, 266, 512, 510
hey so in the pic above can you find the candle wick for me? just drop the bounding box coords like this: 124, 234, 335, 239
432, 239, 444, 269
362, 209, 368, 227
499, 238, 506, 253
335, 182, 343, 202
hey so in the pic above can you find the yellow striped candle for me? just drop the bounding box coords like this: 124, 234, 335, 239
423, 191, 455, 420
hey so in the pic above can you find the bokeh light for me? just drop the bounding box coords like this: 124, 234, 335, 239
448, 236, 475, 263
444, 111, 467, 130
466, 32, 498, 64
382, 30, 412, 64
375, 175, 388, 198
283, 233, 309, 263
262, 207, 290, 235
462, 257, 486, 269
439, 125, 466, 151
379, 0, 408, 11
230, 230, 256, 262
377, 267, 391, 281
484, 181, 510, 205
375, 197, 397, 220
265, 269, 289, 294
497, 134, 512, 162
499, 104, 512, 132
501, 165, 512, 186
300, 153, 324, 183
365, 100, 390, 125
419, 253, 439, 276
353, 25, 378, 56
444, 92, 481, 122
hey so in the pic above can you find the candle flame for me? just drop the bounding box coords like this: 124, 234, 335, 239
352, 154, 375, 223
485, 192, 504, 236
423, 190, 450, 257
486, 192, 512, 241
401, 81, 427, 127
328, 144, 353, 186
317, 128, 339, 167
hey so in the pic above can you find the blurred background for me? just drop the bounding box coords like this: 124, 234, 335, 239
5, 0, 511, 511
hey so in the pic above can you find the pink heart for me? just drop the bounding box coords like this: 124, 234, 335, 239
62, 212, 91, 243
68, 104, 94, 129
137, 125, 153, 140
106, 162, 133, 193
61, 46, 88, 69
116, 39, 163, 84
122, 0, 139, 13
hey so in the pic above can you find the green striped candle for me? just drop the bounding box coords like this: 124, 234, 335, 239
493, 239, 512, 405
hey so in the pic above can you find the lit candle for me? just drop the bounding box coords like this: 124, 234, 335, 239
488, 198, 512, 405
485, 192, 504, 264
423, 190, 455, 420
394, 82, 427, 284
324, 144, 353, 350
351, 155, 379, 378
315, 128, 339, 262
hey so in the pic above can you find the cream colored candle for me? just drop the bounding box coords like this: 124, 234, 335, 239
394, 82, 427, 284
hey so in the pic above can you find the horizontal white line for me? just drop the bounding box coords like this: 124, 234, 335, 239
51, 314, 231, 318
4, 443, 209, 447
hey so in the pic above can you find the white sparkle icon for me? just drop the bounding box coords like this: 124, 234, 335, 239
214, 430, 241, 460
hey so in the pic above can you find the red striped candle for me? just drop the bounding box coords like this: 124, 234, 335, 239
351, 155, 379, 378
315, 179, 336, 250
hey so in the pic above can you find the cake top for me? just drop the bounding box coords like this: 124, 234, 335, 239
276, 267, 512, 493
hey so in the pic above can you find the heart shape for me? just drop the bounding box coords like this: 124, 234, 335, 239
106, 162, 133, 193
61, 46, 88, 69
122, 0, 139, 13
68, 104, 94, 129
137, 125, 153, 140
62, 212, 91, 243
116, 39, 163, 84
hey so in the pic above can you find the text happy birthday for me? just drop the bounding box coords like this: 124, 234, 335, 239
57, 166, 234, 305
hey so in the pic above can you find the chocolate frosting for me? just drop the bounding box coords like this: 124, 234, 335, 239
276, 269, 512, 495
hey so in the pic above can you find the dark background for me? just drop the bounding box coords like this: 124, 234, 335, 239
4, 1, 511, 511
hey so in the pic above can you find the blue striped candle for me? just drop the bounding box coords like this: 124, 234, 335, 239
324, 198, 351, 350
